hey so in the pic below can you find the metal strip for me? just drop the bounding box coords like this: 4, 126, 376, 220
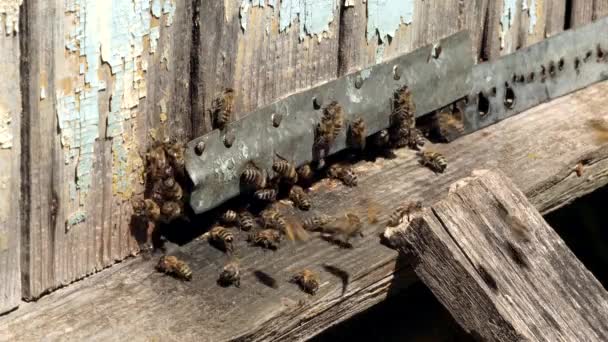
185, 31, 474, 214
462, 16, 608, 135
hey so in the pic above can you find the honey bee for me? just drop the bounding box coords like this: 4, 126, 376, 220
211, 88, 235, 130
260, 208, 287, 231
348, 117, 367, 150
146, 144, 173, 180
362, 198, 381, 224
392, 85, 416, 128
241, 162, 267, 190
133, 198, 161, 222
290, 269, 320, 295
156, 255, 192, 281
161, 201, 182, 222
218, 260, 241, 288
419, 150, 447, 173
328, 164, 358, 187
248, 229, 282, 250
254, 188, 277, 202
434, 107, 465, 142
407, 128, 426, 150
302, 214, 332, 231
320, 213, 363, 244
289, 185, 311, 211
323, 101, 344, 139
273, 155, 298, 183
161, 177, 183, 201
314, 120, 334, 152
387, 201, 423, 227
202, 226, 235, 253
297, 164, 314, 184
371, 129, 390, 148
238, 211, 257, 231
165, 141, 185, 176
221, 209, 239, 225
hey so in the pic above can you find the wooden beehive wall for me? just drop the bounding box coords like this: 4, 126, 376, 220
2, 0, 606, 308
0, 0, 22, 314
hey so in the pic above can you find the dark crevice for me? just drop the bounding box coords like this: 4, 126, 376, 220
189, 0, 202, 139
336, 0, 351, 77
18, 0, 31, 297
479, 3, 492, 62
564, 0, 573, 30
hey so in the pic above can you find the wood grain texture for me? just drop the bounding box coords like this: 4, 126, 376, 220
20, 0, 193, 299
2, 80, 608, 340
0, 11, 22, 315
391, 169, 608, 341
192, 1, 341, 136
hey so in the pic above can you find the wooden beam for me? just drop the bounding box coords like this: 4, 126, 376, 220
388, 169, 608, 341
0, 6, 22, 315
20, 0, 193, 299
2, 79, 608, 339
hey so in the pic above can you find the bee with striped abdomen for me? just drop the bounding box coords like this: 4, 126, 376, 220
320, 213, 363, 246
348, 117, 367, 150
248, 229, 282, 250
133, 198, 161, 222
165, 140, 185, 176
221, 209, 238, 225
303, 214, 332, 231
202, 226, 235, 253
254, 188, 277, 202
289, 185, 311, 211
161, 201, 182, 223
297, 164, 314, 184
146, 144, 173, 181
211, 88, 235, 130
273, 155, 298, 184
419, 150, 447, 173
238, 211, 257, 231
290, 269, 320, 295
260, 208, 288, 231
241, 162, 267, 190
323, 101, 344, 142
218, 260, 241, 288
328, 164, 358, 187
387, 201, 423, 227
156, 255, 192, 281
161, 177, 183, 201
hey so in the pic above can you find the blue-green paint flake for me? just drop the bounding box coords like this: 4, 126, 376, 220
279, 0, 337, 39
59, 0, 175, 216
367, 0, 414, 42
66, 210, 87, 230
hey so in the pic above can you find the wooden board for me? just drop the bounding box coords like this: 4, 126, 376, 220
571, 0, 608, 27
192, 1, 341, 136
0, 4, 22, 315
2, 79, 608, 340
20, 0, 193, 299
389, 169, 608, 341
338, 0, 567, 75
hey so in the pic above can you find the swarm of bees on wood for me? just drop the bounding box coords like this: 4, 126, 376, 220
146, 85, 448, 295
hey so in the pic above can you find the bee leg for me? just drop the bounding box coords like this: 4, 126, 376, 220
235, 278, 241, 288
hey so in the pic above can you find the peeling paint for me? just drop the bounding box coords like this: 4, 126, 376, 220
59, 0, 175, 213
239, 0, 276, 31
66, 210, 87, 230
0, 0, 23, 35
500, 0, 517, 49
279, 0, 337, 39
0, 106, 12, 149
522, 0, 538, 34
367, 0, 414, 42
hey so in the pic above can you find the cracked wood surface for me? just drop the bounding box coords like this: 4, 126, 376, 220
391, 169, 608, 341
2, 79, 608, 341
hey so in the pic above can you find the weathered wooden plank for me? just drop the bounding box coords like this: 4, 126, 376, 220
20, 0, 193, 299
338, 0, 559, 76
389, 169, 608, 341
192, 1, 341, 136
0, 1, 22, 315
2, 79, 608, 340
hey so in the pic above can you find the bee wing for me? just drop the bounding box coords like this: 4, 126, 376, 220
284, 215, 310, 242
